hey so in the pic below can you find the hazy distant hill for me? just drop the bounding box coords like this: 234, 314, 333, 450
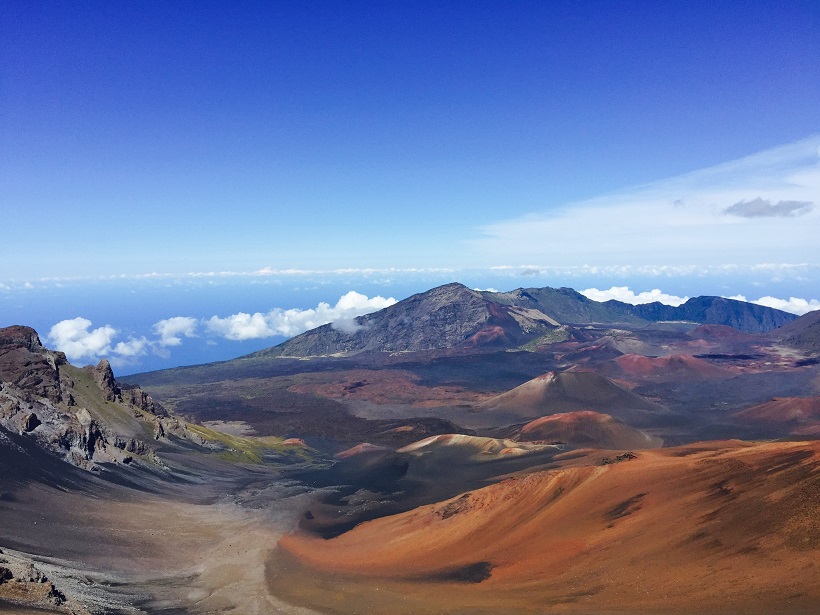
623, 295, 797, 332
487, 287, 796, 332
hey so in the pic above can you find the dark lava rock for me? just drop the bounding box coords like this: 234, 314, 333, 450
21, 412, 41, 433
0, 325, 65, 403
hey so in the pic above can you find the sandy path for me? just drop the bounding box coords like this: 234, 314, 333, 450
1, 477, 321, 614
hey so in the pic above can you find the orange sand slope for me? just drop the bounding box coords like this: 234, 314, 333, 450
277, 440, 820, 614
515, 410, 662, 449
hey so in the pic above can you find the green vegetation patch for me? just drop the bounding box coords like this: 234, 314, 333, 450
520, 326, 571, 351
186, 423, 313, 465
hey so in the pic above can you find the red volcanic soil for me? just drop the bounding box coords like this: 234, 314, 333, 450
606, 353, 735, 382
479, 371, 664, 425
463, 325, 509, 348
515, 410, 662, 449
274, 440, 820, 614
733, 397, 820, 426
287, 368, 492, 407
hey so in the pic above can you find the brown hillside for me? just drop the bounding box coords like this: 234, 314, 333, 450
606, 353, 735, 382
514, 410, 662, 449
733, 396, 820, 427
479, 371, 668, 426
275, 440, 820, 614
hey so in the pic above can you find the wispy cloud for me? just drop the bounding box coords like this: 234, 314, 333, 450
3, 267, 458, 289
473, 136, 820, 267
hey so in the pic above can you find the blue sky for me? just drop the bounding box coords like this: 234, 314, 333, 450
1, 1, 819, 373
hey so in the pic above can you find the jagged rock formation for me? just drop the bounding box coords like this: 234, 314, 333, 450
0, 325, 194, 470
0, 325, 66, 403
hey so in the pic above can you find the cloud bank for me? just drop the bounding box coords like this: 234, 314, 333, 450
204, 291, 396, 340
47, 291, 397, 366
726, 295, 820, 316
580, 287, 689, 306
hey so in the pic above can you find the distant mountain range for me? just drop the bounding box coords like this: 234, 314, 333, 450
254, 282, 798, 359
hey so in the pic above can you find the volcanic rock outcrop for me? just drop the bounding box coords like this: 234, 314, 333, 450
0, 325, 192, 470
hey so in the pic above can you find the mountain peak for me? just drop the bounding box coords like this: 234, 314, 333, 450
254, 282, 556, 358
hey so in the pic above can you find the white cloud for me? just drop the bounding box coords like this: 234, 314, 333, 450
204, 291, 397, 341
113, 337, 149, 357
580, 286, 689, 306
725, 295, 820, 316
47, 318, 117, 361
473, 135, 820, 267
48, 319, 151, 365
153, 316, 198, 346
205, 312, 275, 341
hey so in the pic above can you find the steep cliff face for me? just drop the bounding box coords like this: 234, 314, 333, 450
628, 296, 797, 332
0, 326, 66, 403
255, 283, 558, 358
0, 326, 190, 470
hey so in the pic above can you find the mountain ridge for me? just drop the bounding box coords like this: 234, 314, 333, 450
250, 282, 798, 359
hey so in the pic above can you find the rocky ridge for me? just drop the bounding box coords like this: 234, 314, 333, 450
0, 325, 196, 470
486, 287, 797, 332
